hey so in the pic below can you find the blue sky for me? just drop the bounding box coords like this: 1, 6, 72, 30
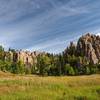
0, 0, 100, 53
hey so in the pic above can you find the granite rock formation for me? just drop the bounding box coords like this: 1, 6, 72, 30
77, 33, 100, 64
8, 50, 41, 67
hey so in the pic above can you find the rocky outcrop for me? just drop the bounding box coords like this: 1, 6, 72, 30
17, 51, 39, 66
77, 33, 100, 64
8, 50, 41, 67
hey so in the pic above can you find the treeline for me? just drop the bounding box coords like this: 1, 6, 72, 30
36, 52, 100, 76
0, 44, 100, 76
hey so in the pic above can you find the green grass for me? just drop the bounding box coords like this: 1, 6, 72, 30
0, 72, 100, 100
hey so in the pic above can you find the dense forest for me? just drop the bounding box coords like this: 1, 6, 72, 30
0, 33, 100, 76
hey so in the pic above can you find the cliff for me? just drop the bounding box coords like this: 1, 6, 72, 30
7, 50, 41, 67
77, 33, 100, 64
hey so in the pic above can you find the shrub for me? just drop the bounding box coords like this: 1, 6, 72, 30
64, 64, 75, 75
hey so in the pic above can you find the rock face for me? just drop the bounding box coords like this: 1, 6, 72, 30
17, 51, 40, 66
77, 33, 100, 64
9, 50, 41, 67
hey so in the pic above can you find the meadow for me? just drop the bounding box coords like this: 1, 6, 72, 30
0, 72, 100, 100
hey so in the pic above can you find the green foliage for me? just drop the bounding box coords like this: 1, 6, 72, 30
0, 60, 12, 72
65, 42, 76, 56
90, 66, 97, 74
17, 60, 25, 74
97, 64, 100, 73
67, 55, 78, 67
0, 45, 4, 52
11, 60, 25, 74
64, 64, 75, 75
86, 67, 90, 75
25, 68, 31, 74
31, 65, 37, 74
37, 54, 51, 76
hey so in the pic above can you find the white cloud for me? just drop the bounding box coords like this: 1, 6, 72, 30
96, 33, 100, 36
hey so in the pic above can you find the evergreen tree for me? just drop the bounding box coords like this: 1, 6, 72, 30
85, 66, 90, 75
64, 64, 75, 75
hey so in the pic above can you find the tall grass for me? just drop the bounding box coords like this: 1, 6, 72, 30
0, 72, 100, 100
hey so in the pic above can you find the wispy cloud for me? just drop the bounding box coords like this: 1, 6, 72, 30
0, 0, 100, 53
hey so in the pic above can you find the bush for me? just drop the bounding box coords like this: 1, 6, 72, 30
64, 64, 75, 75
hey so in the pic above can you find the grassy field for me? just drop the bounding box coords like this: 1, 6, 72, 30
0, 72, 100, 100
